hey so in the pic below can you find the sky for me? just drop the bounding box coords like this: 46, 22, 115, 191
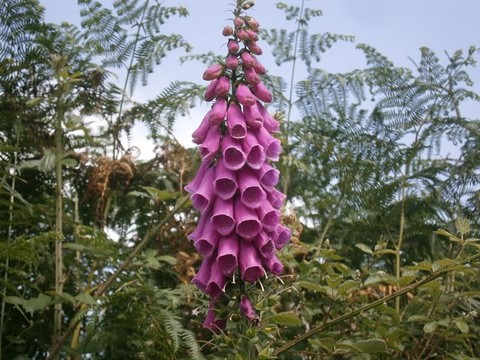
38, 0, 480, 156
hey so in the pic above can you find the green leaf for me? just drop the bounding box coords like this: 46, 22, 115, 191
141, 186, 178, 201
38, 149, 56, 173
350, 339, 387, 353
454, 319, 469, 334
62, 158, 78, 168
158, 255, 177, 265
337, 280, 359, 295
435, 228, 455, 238
364, 271, 398, 286
423, 321, 437, 333
308, 338, 335, 352
6, 293, 53, 312
398, 274, 417, 287
455, 218, 470, 235
336, 339, 387, 354
75, 293, 96, 306
265, 312, 302, 326
46, 291, 76, 304
407, 315, 430, 322
297, 281, 327, 294
407, 260, 432, 272
432, 258, 464, 272
355, 243, 373, 254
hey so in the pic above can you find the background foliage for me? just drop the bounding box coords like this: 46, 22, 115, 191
0, 0, 479, 359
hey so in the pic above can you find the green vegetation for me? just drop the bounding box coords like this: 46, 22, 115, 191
0, 0, 479, 358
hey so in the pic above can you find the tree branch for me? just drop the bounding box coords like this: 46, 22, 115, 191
273, 251, 480, 356
47, 195, 190, 359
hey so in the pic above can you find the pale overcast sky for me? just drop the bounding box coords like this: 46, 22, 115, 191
39, 0, 480, 152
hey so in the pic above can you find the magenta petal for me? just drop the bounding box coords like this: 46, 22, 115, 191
203, 302, 226, 332
215, 76, 230, 97
187, 210, 210, 242
243, 103, 263, 129
209, 97, 227, 125
256, 163, 280, 190
238, 167, 266, 209
252, 81, 272, 103
240, 295, 258, 321
226, 103, 247, 139
226, 54, 239, 70
191, 166, 216, 212
213, 159, 238, 200
184, 154, 213, 194
236, 84, 256, 106
257, 102, 280, 133
254, 127, 282, 161
262, 253, 284, 276
257, 201, 281, 232
267, 187, 286, 209
254, 231, 275, 258
241, 52, 256, 68
235, 200, 262, 239
244, 66, 260, 85
217, 235, 239, 276
239, 241, 264, 283
192, 111, 213, 145
227, 39, 239, 54
252, 59, 266, 75
199, 125, 221, 160
273, 224, 291, 250
205, 80, 218, 102
222, 135, 247, 171
246, 30, 259, 41
203, 63, 224, 81
206, 260, 228, 299
242, 131, 266, 170
211, 196, 236, 236
192, 255, 213, 292
247, 41, 262, 55
195, 218, 220, 257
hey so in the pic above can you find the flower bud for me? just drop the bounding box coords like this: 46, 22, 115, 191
244, 66, 260, 85
236, 84, 256, 106
237, 29, 249, 41
215, 76, 230, 97
240, 295, 258, 322
252, 59, 266, 75
241, 51, 256, 68
226, 54, 239, 70
247, 41, 262, 55
252, 81, 272, 103
228, 39, 240, 54
245, 29, 259, 42
203, 63, 224, 81
222, 26, 234, 36
245, 17, 260, 30
209, 97, 227, 125
234, 17, 245, 28
204, 79, 219, 102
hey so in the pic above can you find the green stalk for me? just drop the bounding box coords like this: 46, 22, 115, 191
0, 126, 20, 360
273, 251, 480, 356
114, 0, 149, 160
395, 160, 409, 313
53, 95, 65, 349
282, 0, 305, 197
